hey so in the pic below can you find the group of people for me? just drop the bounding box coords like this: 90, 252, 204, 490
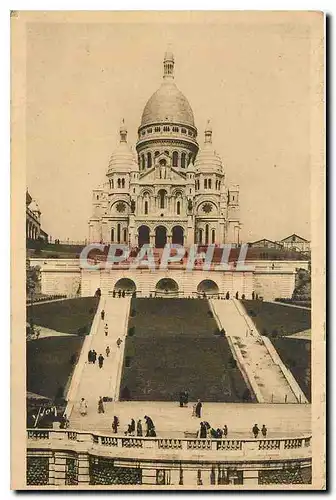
252, 424, 267, 438
79, 396, 107, 415
179, 392, 203, 419
198, 421, 228, 439
87, 349, 105, 368
111, 415, 156, 437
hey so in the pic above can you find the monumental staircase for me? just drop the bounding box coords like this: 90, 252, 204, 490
210, 299, 308, 404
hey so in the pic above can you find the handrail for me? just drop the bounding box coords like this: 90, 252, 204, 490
113, 297, 131, 401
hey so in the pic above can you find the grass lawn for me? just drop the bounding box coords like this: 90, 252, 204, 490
242, 300, 311, 337
120, 298, 252, 402
27, 297, 99, 334
26, 297, 99, 404
26, 335, 85, 400
241, 300, 311, 402
271, 337, 311, 402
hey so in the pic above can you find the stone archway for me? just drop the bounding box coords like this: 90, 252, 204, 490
155, 278, 179, 297
155, 225, 167, 248
114, 278, 136, 293
197, 279, 219, 296
172, 225, 184, 245
138, 225, 150, 247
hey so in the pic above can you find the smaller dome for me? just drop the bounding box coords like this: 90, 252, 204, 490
108, 123, 138, 173
194, 123, 223, 173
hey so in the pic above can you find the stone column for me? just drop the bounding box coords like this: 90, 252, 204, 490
170, 468, 181, 486
243, 469, 259, 486
77, 453, 90, 485
182, 468, 197, 487
150, 232, 155, 245
53, 451, 66, 486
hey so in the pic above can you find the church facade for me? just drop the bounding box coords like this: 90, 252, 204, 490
88, 51, 240, 247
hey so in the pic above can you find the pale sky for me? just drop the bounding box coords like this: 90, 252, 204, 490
26, 15, 312, 242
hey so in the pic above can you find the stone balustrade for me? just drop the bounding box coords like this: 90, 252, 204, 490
27, 429, 311, 458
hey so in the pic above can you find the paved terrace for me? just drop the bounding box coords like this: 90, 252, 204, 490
69, 401, 311, 439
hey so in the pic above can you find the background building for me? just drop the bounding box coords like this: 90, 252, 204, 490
26, 190, 48, 242
89, 51, 240, 246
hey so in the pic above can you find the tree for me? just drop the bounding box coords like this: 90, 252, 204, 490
26, 265, 41, 340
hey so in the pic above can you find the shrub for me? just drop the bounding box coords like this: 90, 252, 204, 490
128, 326, 135, 337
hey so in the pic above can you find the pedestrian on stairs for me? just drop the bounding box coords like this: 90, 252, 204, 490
105, 345, 110, 357
101, 310, 105, 321
261, 424, 267, 437
79, 398, 88, 416
88, 350, 92, 364
98, 396, 105, 414
116, 337, 123, 349
104, 323, 108, 336
92, 350, 97, 364
98, 353, 104, 368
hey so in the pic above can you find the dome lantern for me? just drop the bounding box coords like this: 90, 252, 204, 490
163, 49, 174, 80
120, 119, 127, 143
205, 120, 213, 144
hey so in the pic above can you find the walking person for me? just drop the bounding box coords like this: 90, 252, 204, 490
223, 425, 228, 438
101, 309, 105, 321
199, 422, 207, 439
252, 424, 260, 438
98, 396, 105, 414
92, 350, 97, 364
116, 337, 123, 349
79, 398, 88, 416
98, 353, 104, 369
88, 350, 92, 364
261, 424, 267, 437
195, 399, 202, 418
144, 415, 155, 437
105, 345, 110, 358
192, 403, 197, 417
179, 391, 184, 408
129, 418, 136, 436
137, 419, 143, 437
112, 416, 119, 434
104, 323, 108, 337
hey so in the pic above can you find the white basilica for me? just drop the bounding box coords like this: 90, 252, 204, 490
88, 51, 240, 247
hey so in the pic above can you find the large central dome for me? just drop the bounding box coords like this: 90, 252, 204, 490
140, 51, 195, 127
141, 80, 195, 127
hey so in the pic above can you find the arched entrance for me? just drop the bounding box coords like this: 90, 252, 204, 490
155, 278, 179, 297
155, 226, 167, 248
172, 225, 184, 245
197, 279, 219, 296
114, 278, 136, 293
138, 225, 150, 247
